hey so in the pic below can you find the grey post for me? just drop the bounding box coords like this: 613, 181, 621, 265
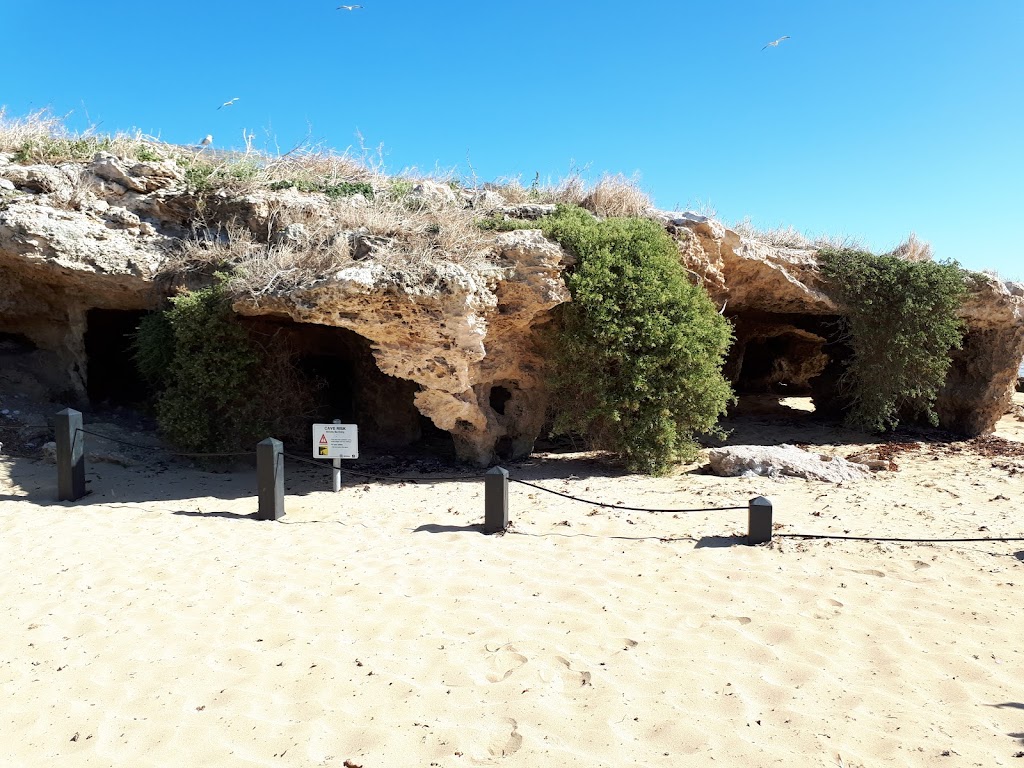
332, 418, 343, 492
55, 408, 86, 501
484, 466, 509, 534
747, 496, 773, 545
256, 438, 284, 521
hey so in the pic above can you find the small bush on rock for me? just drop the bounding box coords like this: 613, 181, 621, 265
541, 206, 734, 474
819, 248, 968, 432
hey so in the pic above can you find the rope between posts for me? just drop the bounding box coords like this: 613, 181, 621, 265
280, 452, 473, 482
778, 533, 1024, 543
508, 477, 748, 514
76, 428, 254, 458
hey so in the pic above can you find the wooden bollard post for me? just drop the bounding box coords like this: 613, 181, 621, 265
747, 496, 773, 545
256, 438, 284, 521
484, 466, 509, 534
55, 408, 85, 501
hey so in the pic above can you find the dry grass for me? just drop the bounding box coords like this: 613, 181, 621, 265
0, 107, 173, 165
579, 173, 653, 218
733, 217, 866, 251
165, 190, 500, 298
889, 232, 933, 262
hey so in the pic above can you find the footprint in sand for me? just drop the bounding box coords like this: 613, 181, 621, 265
912, 560, 931, 570
554, 656, 592, 687
484, 646, 528, 683
486, 718, 522, 757
814, 598, 844, 618
854, 569, 886, 578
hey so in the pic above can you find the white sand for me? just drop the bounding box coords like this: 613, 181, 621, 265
2, 397, 1022, 767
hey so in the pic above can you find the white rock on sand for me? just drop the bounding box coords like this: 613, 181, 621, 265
0, 395, 1022, 767
707, 443, 872, 482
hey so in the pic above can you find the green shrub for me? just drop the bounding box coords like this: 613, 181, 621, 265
268, 178, 373, 199
387, 179, 414, 200
819, 249, 968, 432
132, 311, 175, 388
133, 144, 162, 163
541, 206, 734, 474
183, 157, 260, 192
13, 135, 113, 164
133, 282, 316, 454
324, 180, 374, 199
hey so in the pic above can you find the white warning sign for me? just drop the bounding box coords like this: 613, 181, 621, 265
312, 423, 358, 459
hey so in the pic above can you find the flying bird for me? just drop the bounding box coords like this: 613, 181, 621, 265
199, 135, 213, 147
218, 97, 239, 110
337, 4, 362, 9
762, 35, 790, 50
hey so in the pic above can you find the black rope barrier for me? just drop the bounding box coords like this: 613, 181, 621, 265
778, 533, 1024, 543
509, 477, 748, 514
76, 428, 254, 458
280, 452, 474, 482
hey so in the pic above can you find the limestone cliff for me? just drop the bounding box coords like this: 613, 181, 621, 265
2, 148, 1022, 464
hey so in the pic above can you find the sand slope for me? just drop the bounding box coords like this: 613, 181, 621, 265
1, 398, 1022, 767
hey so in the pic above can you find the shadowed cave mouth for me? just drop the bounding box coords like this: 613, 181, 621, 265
247, 319, 451, 456
0, 331, 38, 354
84, 309, 152, 407
728, 317, 834, 417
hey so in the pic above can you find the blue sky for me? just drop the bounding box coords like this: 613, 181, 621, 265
3, 1, 1022, 279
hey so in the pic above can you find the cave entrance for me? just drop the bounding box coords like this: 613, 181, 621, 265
84, 309, 151, 407
297, 355, 357, 424
726, 313, 836, 419
245, 318, 427, 454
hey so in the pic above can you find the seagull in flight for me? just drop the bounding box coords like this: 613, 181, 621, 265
199, 135, 213, 147
762, 35, 790, 50
337, 4, 362, 9
218, 97, 239, 110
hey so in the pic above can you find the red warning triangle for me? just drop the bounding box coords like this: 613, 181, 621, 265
319, 434, 328, 444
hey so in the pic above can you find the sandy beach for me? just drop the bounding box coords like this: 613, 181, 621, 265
2, 396, 1022, 767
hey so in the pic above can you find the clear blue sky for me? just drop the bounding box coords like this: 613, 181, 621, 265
3, 1, 1022, 279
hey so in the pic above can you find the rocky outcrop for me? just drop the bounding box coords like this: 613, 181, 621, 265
664, 215, 1024, 434
2, 147, 1023, 465
233, 230, 570, 464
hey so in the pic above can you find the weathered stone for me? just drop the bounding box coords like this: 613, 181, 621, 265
495, 203, 557, 220
467, 189, 507, 212
707, 444, 871, 483
104, 206, 142, 229
0, 164, 73, 198
90, 152, 149, 193
407, 181, 459, 209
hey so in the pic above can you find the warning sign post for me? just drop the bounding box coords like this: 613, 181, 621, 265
313, 422, 358, 493
312, 423, 358, 459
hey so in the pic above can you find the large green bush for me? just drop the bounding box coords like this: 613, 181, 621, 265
819, 249, 968, 432
134, 282, 315, 454
541, 206, 734, 474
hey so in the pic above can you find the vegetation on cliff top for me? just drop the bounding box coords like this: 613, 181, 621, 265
820, 249, 968, 432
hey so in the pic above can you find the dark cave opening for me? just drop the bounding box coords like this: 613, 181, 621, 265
489, 385, 513, 416
84, 309, 151, 407
0, 331, 37, 354
245, 318, 427, 452
296, 355, 357, 424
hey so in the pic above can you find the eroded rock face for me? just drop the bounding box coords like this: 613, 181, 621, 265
2, 147, 1023, 464
668, 215, 1024, 435
936, 278, 1024, 434
234, 229, 570, 464
0, 200, 171, 401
